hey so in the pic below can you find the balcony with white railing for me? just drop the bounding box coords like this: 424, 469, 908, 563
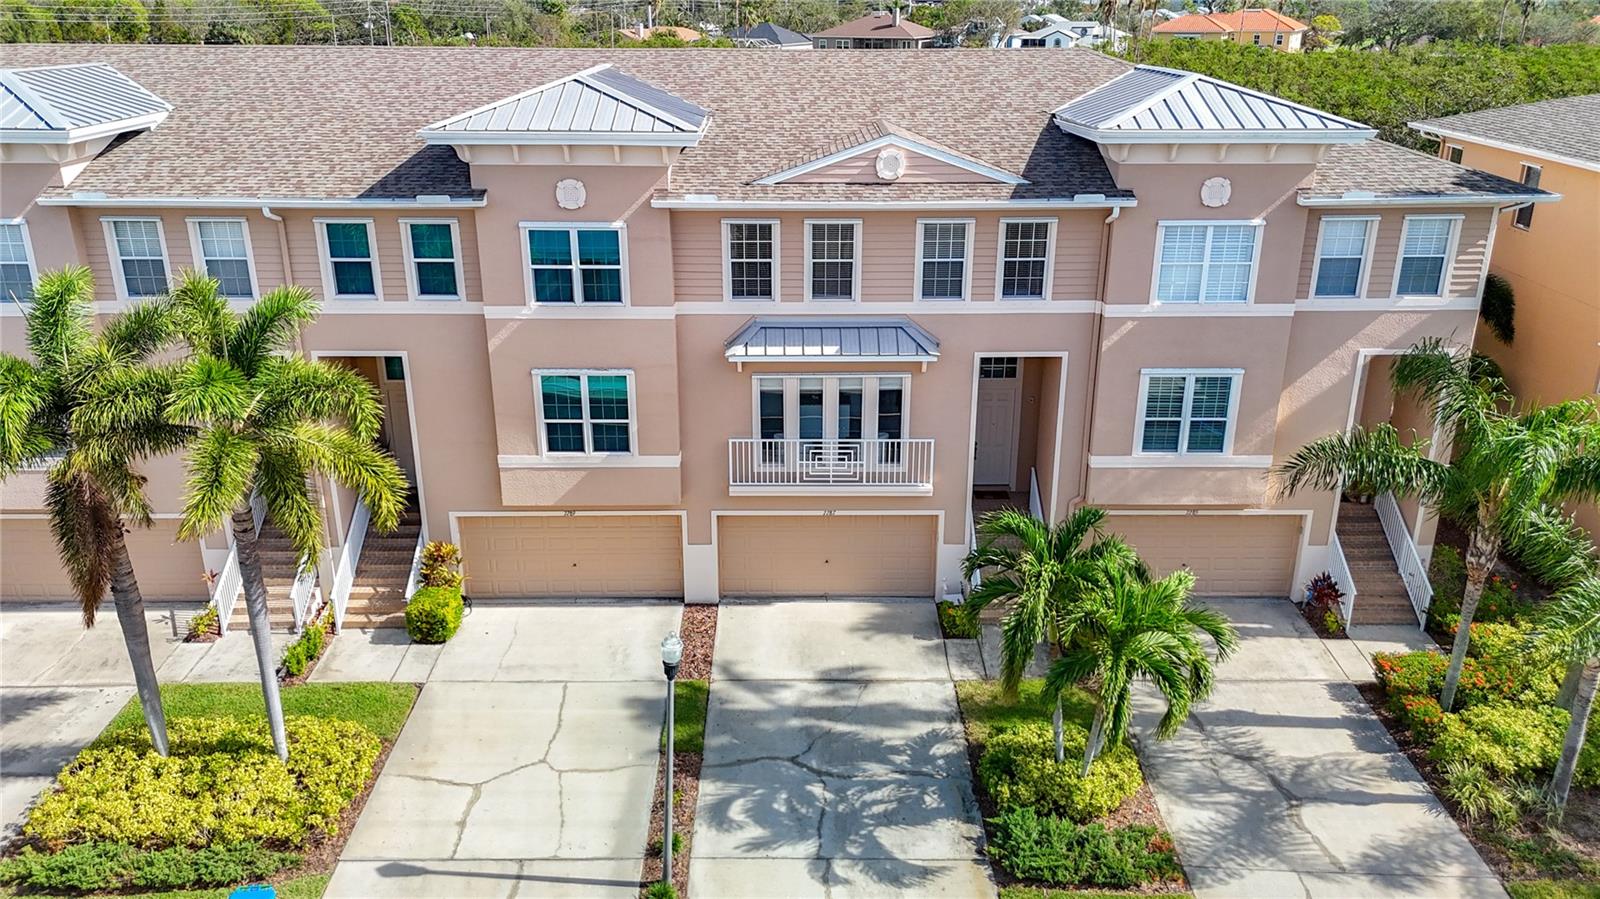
728, 438, 935, 495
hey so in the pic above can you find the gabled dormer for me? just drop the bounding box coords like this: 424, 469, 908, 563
416, 63, 709, 166
0, 63, 170, 181
754, 121, 1026, 186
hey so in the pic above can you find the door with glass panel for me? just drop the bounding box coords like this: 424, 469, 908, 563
750, 375, 908, 483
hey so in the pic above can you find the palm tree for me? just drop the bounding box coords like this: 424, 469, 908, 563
165, 271, 408, 760
961, 506, 1143, 763
1274, 338, 1600, 710
0, 267, 187, 755
1048, 567, 1238, 775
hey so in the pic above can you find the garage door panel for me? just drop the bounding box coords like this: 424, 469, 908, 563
719, 515, 935, 597
460, 516, 682, 599
2, 520, 205, 603
1105, 514, 1299, 597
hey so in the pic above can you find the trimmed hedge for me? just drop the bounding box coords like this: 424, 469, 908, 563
937, 601, 981, 639
0, 841, 298, 893
26, 715, 380, 850
406, 585, 463, 644
282, 615, 329, 678
986, 807, 1182, 888
977, 722, 1143, 822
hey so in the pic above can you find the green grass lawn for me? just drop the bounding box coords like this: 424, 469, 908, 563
97, 682, 419, 744
661, 679, 709, 754
1509, 881, 1600, 899
999, 888, 1192, 899
0, 873, 329, 899
955, 678, 1095, 748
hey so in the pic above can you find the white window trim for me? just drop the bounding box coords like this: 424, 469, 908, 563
1132, 368, 1244, 458
184, 216, 260, 300
519, 221, 630, 306
399, 217, 465, 301
101, 216, 172, 302
531, 368, 638, 458
803, 218, 863, 302
913, 218, 975, 301
1149, 219, 1265, 305
748, 373, 913, 441
1390, 214, 1463, 299
1308, 214, 1379, 300
995, 217, 1057, 301
1444, 144, 1464, 164
314, 217, 383, 301
1, 217, 39, 301
1513, 164, 1541, 230
721, 218, 781, 302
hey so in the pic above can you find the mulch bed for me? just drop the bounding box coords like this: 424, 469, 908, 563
638, 603, 717, 896
677, 604, 717, 681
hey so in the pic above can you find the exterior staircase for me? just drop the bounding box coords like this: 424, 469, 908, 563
229, 518, 306, 633
1336, 500, 1421, 626
341, 506, 423, 629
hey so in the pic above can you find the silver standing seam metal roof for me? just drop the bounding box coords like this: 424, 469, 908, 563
417, 63, 709, 145
0, 63, 169, 141
725, 318, 941, 363
1056, 65, 1374, 142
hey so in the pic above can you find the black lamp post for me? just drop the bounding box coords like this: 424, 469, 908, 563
659, 631, 683, 886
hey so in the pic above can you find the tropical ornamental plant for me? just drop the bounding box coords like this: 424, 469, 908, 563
165, 272, 408, 760
1274, 337, 1600, 710
961, 506, 1143, 763
0, 267, 185, 755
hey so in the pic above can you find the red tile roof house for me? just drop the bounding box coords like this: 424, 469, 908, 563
0, 48, 1552, 632
812, 10, 937, 49
1153, 9, 1310, 51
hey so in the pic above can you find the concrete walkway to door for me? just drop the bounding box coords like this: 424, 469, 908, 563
690, 599, 995, 898
1135, 598, 1505, 899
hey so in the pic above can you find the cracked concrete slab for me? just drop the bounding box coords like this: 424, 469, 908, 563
309, 628, 412, 682
713, 600, 948, 682
428, 602, 682, 682
1136, 599, 1504, 899
1, 604, 189, 686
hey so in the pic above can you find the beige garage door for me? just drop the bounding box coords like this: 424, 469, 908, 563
1105, 514, 1300, 597
718, 515, 936, 597
460, 515, 683, 599
1, 519, 206, 603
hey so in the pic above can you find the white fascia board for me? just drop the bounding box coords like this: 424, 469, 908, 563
725, 354, 939, 364
0, 110, 169, 145
1054, 117, 1376, 145
417, 129, 701, 147
37, 195, 488, 209
1297, 192, 1561, 208
652, 196, 1137, 210
1408, 123, 1600, 174
754, 134, 1027, 185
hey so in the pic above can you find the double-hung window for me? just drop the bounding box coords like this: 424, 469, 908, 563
1394, 215, 1459, 297
318, 219, 381, 299
1514, 164, 1541, 229
1136, 370, 1242, 455
916, 219, 972, 300
753, 374, 907, 463
524, 225, 625, 304
0, 221, 36, 302
1154, 222, 1260, 303
723, 220, 778, 301
103, 218, 170, 300
1310, 216, 1376, 299
1445, 145, 1464, 165
187, 218, 257, 299
535, 371, 634, 455
804, 220, 860, 301
998, 219, 1054, 299
401, 219, 464, 300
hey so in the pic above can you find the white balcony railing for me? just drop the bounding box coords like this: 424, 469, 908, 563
728, 438, 935, 494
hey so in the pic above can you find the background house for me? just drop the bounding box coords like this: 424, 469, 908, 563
812, 10, 936, 49
999, 16, 1126, 50
726, 22, 811, 49
1152, 8, 1308, 51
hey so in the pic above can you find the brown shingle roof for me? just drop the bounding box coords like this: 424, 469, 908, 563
2, 45, 1132, 204
1304, 140, 1551, 201
1411, 94, 1600, 169
813, 12, 937, 39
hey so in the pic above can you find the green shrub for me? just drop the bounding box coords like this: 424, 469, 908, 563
1395, 694, 1448, 743
0, 841, 297, 892
1427, 548, 1531, 630
420, 541, 463, 590
986, 807, 1181, 888
643, 881, 679, 899
1374, 651, 1447, 699
647, 831, 684, 855
282, 615, 329, 677
186, 605, 219, 640
978, 722, 1142, 822
937, 601, 980, 639
405, 585, 463, 644
1429, 702, 1567, 779
25, 715, 380, 850
1429, 545, 1468, 617
1440, 760, 1518, 829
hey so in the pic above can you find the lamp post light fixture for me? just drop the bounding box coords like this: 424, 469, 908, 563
659, 632, 683, 886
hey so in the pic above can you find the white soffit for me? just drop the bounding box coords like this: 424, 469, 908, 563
0, 63, 170, 145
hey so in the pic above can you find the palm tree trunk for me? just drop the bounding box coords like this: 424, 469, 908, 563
1551, 659, 1599, 815
1559, 660, 1584, 709
1053, 696, 1065, 764
1082, 705, 1107, 777
1441, 525, 1500, 711
233, 506, 289, 762
106, 523, 169, 757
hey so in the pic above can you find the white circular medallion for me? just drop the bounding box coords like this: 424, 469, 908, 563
875, 147, 908, 181
1199, 176, 1232, 208
555, 178, 587, 210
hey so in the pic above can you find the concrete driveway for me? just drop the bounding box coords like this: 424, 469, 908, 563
1135, 598, 1505, 899
691, 600, 994, 899
325, 602, 681, 899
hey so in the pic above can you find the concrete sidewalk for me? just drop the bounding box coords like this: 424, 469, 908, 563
1134, 599, 1504, 899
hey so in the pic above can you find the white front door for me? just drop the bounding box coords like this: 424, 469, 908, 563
974, 372, 1021, 487
378, 361, 418, 487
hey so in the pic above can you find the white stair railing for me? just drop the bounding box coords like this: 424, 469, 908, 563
213, 494, 267, 635
328, 497, 371, 633
403, 531, 426, 602
1028, 467, 1043, 520
289, 564, 317, 632
965, 504, 982, 597
1327, 532, 1358, 625
1375, 491, 1433, 626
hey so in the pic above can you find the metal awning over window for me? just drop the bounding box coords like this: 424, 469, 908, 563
724, 317, 940, 368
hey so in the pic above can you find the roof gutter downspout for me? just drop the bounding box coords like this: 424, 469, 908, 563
1072, 204, 1121, 516
261, 205, 303, 356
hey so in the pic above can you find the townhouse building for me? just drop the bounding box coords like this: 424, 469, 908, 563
1151, 9, 1309, 51
0, 48, 1552, 632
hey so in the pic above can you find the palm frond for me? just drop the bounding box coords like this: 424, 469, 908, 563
166, 357, 253, 426
254, 357, 383, 444
1391, 337, 1508, 444
1271, 424, 1451, 503
168, 270, 235, 360
283, 422, 408, 533
225, 285, 318, 376
1537, 576, 1600, 664
176, 426, 259, 541
1511, 505, 1598, 591
255, 447, 323, 570
44, 464, 116, 626
24, 267, 94, 380
98, 298, 176, 365
1551, 447, 1600, 507
0, 353, 55, 475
